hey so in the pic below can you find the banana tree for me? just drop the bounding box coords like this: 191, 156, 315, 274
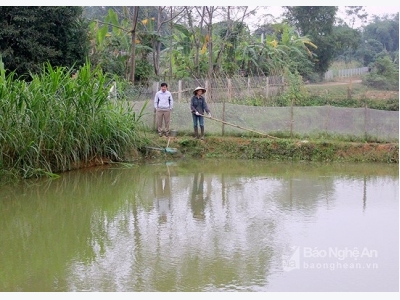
266, 23, 317, 77
88, 7, 144, 83
236, 40, 266, 75
88, 9, 126, 78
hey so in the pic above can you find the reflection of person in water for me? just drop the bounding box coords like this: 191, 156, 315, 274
154, 170, 172, 223
191, 172, 208, 220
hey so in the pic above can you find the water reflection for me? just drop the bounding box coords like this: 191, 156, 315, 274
363, 175, 367, 212
0, 160, 398, 292
190, 172, 211, 220
153, 166, 172, 223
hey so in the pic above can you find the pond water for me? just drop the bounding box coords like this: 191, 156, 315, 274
0, 160, 398, 292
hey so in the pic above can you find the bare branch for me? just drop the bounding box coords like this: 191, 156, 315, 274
194, 6, 203, 19
157, 7, 186, 30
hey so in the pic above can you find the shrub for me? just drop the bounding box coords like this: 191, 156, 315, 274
0, 60, 148, 179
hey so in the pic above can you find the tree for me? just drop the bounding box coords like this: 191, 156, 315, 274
88, 8, 132, 78
271, 23, 317, 78
87, 7, 154, 83
0, 7, 89, 78
363, 54, 399, 90
129, 7, 140, 83
138, 6, 185, 77
351, 13, 399, 66
253, 24, 276, 40
283, 6, 338, 78
343, 6, 368, 28
212, 7, 256, 76
233, 22, 316, 79
183, 6, 207, 77
204, 6, 216, 78
363, 13, 399, 53
332, 24, 362, 63
356, 39, 385, 66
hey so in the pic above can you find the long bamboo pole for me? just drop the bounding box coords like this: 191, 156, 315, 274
200, 114, 280, 139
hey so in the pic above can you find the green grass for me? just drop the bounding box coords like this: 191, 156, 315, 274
257, 81, 399, 110
156, 133, 399, 163
226, 81, 398, 110
0, 61, 149, 179
150, 128, 397, 144
303, 82, 399, 110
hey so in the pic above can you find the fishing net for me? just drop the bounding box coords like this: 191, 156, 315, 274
130, 101, 398, 142
124, 76, 398, 142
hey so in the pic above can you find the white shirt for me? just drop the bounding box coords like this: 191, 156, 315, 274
154, 90, 173, 110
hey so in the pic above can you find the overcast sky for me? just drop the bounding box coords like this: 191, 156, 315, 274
10, 0, 400, 12
245, 6, 399, 30
8, 2, 399, 29
255, 6, 399, 16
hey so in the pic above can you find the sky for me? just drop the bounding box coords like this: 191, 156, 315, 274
5, 1, 399, 29
7, 0, 400, 12
257, 5, 399, 17
245, 6, 399, 30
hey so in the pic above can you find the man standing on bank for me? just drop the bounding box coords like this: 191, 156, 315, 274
190, 86, 211, 140
154, 82, 174, 137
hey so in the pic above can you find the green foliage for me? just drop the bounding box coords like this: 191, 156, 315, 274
232, 79, 398, 110
275, 71, 309, 106
87, 8, 156, 83
135, 59, 153, 82
295, 96, 398, 111
178, 138, 198, 147
82, 7, 397, 89
215, 20, 248, 76
88, 9, 132, 78
236, 22, 316, 78
234, 96, 266, 107
347, 14, 399, 66
332, 24, 362, 63
0, 60, 147, 179
362, 55, 399, 90
166, 22, 209, 79
284, 6, 338, 77
195, 137, 398, 163
304, 72, 323, 83
363, 13, 399, 53
0, 7, 89, 78
284, 6, 338, 36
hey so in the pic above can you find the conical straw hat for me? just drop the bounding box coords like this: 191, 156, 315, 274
193, 86, 206, 94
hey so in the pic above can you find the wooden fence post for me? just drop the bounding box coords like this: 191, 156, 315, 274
290, 98, 294, 138
223, 78, 232, 136
153, 81, 159, 130
364, 103, 368, 140
205, 80, 210, 102
178, 80, 182, 102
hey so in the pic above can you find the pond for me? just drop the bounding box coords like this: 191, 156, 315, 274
0, 160, 398, 292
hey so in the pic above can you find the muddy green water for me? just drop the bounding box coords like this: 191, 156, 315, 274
0, 160, 398, 292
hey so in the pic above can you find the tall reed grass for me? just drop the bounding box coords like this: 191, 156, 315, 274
0, 60, 147, 179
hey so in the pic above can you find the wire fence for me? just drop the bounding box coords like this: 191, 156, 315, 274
121, 75, 285, 103
120, 67, 370, 102
121, 67, 370, 104
129, 101, 398, 142
113, 67, 397, 142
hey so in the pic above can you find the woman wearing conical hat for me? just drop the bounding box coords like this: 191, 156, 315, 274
190, 86, 211, 140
